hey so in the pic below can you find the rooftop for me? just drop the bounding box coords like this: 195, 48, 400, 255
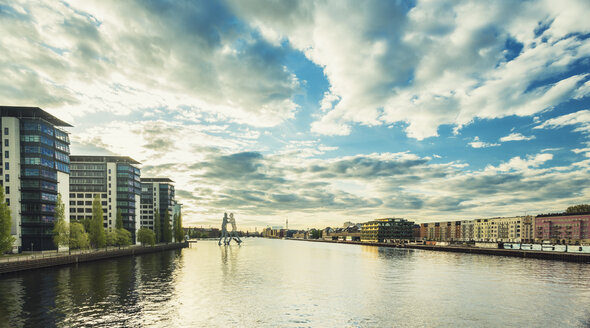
70, 155, 140, 164
141, 177, 175, 183
0, 106, 73, 127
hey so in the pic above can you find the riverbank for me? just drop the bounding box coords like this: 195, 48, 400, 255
0, 242, 188, 274
289, 239, 590, 263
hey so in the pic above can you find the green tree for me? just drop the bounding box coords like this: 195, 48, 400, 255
106, 229, 117, 246
154, 208, 161, 243
565, 204, 590, 214
70, 222, 89, 249
163, 210, 172, 243
116, 208, 123, 229
174, 213, 184, 242
309, 229, 321, 239
137, 228, 155, 246
89, 194, 106, 248
52, 193, 69, 252
0, 188, 14, 253
116, 228, 132, 247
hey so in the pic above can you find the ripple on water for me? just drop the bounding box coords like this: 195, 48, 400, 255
1, 240, 590, 327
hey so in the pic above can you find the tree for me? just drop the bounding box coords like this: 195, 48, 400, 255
116, 208, 123, 229
52, 193, 69, 252
163, 210, 172, 243
174, 213, 184, 242
154, 208, 161, 243
106, 229, 117, 246
89, 194, 106, 248
565, 204, 590, 214
69, 222, 89, 249
0, 188, 14, 253
116, 228, 132, 247
137, 228, 155, 246
309, 229, 321, 239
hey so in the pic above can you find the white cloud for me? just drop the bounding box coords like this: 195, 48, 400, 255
534, 109, 590, 133
485, 153, 553, 173
230, 0, 590, 139
468, 136, 500, 148
500, 132, 536, 142
0, 0, 301, 126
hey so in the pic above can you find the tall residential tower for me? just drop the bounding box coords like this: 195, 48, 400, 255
140, 178, 176, 239
69, 156, 141, 242
1, 106, 71, 252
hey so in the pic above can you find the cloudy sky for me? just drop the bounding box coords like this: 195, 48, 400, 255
2, 0, 590, 230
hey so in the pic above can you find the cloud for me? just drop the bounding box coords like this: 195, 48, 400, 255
230, 0, 590, 139
500, 132, 536, 142
468, 136, 500, 148
534, 109, 590, 133
0, 0, 301, 126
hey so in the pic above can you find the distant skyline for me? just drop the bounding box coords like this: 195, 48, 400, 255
1, 0, 589, 229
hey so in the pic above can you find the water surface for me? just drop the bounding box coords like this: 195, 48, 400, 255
1, 238, 589, 327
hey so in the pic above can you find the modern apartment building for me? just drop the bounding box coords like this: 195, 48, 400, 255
535, 213, 590, 244
460, 220, 474, 241
361, 218, 414, 242
69, 156, 141, 242
1, 106, 71, 252
140, 178, 175, 239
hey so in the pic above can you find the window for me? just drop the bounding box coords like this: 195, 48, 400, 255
4, 151, 8, 159
4, 174, 8, 182
3, 128, 7, 135
5, 198, 9, 206
3, 139, 7, 147
5, 186, 9, 194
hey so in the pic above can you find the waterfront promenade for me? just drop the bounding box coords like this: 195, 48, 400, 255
0, 242, 188, 274
291, 238, 590, 263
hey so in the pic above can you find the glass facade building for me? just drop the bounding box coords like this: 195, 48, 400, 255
140, 178, 175, 239
1, 106, 72, 252
69, 156, 141, 243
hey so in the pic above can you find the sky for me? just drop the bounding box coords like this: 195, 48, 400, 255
1, 0, 590, 230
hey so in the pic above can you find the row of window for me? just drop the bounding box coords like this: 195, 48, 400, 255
21, 134, 54, 146
68, 200, 108, 206
22, 122, 54, 136
69, 193, 108, 199
21, 203, 55, 213
70, 164, 106, 171
23, 168, 57, 179
21, 192, 58, 202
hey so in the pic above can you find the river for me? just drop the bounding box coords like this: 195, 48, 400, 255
1, 238, 590, 327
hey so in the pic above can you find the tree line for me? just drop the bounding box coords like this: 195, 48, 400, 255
0, 190, 184, 254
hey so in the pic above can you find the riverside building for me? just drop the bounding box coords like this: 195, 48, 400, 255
361, 218, 414, 242
69, 156, 141, 242
535, 213, 590, 244
1, 106, 71, 252
140, 178, 176, 239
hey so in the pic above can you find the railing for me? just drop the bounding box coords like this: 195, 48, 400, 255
0, 245, 139, 263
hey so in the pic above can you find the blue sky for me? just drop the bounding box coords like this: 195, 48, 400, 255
1, 0, 590, 229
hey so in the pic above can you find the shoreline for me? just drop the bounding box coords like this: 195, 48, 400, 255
288, 238, 590, 263
0, 242, 188, 275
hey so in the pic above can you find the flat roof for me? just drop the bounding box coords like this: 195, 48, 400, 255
70, 155, 140, 165
0, 106, 73, 127
141, 177, 175, 183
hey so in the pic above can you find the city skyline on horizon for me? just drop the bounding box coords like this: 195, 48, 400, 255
1, 0, 590, 230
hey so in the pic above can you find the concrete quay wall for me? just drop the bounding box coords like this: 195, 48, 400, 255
0, 242, 188, 275
289, 239, 590, 263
